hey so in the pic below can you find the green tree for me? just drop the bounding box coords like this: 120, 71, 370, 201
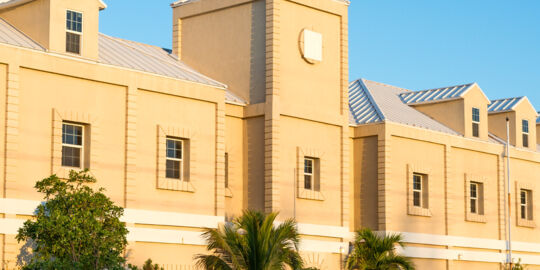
346, 228, 413, 270
16, 170, 129, 270
195, 210, 304, 270
128, 258, 164, 270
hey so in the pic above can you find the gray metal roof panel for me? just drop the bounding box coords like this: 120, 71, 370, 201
0, 18, 44, 50
348, 80, 384, 125
399, 83, 474, 105
350, 79, 460, 135
488, 97, 524, 113
98, 34, 226, 89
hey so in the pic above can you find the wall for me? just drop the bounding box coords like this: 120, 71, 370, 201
352, 136, 378, 230
0, 0, 50, 48
414, 99, 465, 136
225, 108, 245, 218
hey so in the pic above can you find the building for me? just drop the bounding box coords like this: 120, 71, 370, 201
0, 0, 538, 269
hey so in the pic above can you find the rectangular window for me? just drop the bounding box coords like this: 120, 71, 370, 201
62, 123, 83, 168
412, 173, 428, 208
520, 189, 533, 220
165, 138, 183, 180
66, 10, 82, 54
469, 182, 484, 215
224, 153, 229, 188
304, 158, 314, 190
522, 120, 529, 148
472, 108, 480, 137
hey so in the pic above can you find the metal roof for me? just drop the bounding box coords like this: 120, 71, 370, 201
0, 18, 44, 50
0, 0, 106, 10
349, 79, 459, 135
348, 80, 383, 125
399, 83, 475, 105
98, 34, 226, 89
487, 97, 524, 114
170, 0, 350, 7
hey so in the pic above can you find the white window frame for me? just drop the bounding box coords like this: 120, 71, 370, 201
521, 189, 530, 220
413, 173, 423, 207
61, 122, 84, 168
522, 119, 529, 148
470, 182, 479, 214
472, 107, 480, 137
66, 9, 83, 54
304, 157, 314, 190
165, 137, 183, 180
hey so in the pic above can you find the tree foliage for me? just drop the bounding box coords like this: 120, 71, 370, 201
128, 258, 164, 270
346, 228, 414, 270
195, 210, 305, 270
16, 170, 129, 270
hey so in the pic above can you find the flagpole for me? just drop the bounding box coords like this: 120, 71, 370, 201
506, 117, 513, 268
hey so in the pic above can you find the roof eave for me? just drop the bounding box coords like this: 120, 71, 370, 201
0, 0, 33, 10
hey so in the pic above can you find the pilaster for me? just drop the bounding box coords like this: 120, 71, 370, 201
377, 127, 390, 230
124, 85, 137, 208
215, 101, 226, 216
4, 64, 19, 198
339, 8, 350, 229
264, 0, 281, 213
498, 154, 507, 240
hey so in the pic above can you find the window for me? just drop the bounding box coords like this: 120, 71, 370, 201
522, 120, 529, 148
472, 107, 480, 137
62, 123, 83, 168
224, 153, 229, 188
469, 182, 484, 215
165, 138, 183, 180
412, 173, 428, 208
304, 158, 314, 190
66, 10, 82, 54
303, 157, 320, 191
520, 189, 533, 220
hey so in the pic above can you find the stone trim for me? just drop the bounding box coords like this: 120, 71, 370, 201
296, 146, 326, 201
516, 181, 536, 228
407, 164, 432, 217
464, 174, 487, 223
214, 102, 225, 215
156, 125, 197, 192
124, 86, 137, 207
51, 108, 101, 179
4, 64, 19, 197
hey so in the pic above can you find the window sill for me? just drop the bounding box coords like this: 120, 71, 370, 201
297, 189, 325, 201
408, 206, 432, 217
517, 219, 536, 228
466, 213, 487, 223
157, 178, 195, 193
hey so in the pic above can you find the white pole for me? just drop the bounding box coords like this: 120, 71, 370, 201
506, 117, 513, 267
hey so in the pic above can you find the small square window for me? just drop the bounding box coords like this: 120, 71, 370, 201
165, 138, 184, 180
62, 123, 83, 168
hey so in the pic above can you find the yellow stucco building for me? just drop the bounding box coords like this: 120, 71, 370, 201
0, 0, 539, 269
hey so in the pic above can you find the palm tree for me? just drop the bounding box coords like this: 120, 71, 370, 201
195, 210, 304, 270
346, 228, 414, 270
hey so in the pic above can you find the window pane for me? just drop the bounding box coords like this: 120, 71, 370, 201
472, 123, 479, 137
166, 139, 182, 159
304, 175, 312, 190
66, 11, 82, 33
523, 120, 529, 133
62, 146, 81, 167
521, 205, 526, 219
304, 159, 313, 174
62, 124, 82, 146
66, 32, 81, 54
521, 191, 527, 204
470, 183, 477, 198
523, 134, 529, 148
470, 199, 477, 213
166, 160, 181, 179
413, 175, 421, 190
413, 191, 421, 207
472, 108, 480, 122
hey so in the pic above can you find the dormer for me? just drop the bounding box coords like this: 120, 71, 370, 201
537, 115, 540, 145
399, 83, 490, 140
488, 97, 538, 150
0, 0, 106, 60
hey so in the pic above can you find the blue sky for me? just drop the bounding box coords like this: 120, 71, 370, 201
100, 0, 540, 108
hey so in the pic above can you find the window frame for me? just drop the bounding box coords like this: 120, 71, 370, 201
472, 107, 480, 137
65, 9, 83, 54
61, 122, 84, 168
412, 174, 423, 207
224, 152, 229, 188
522, 119, 529, 148
520, 189, 532, 221
470, 182, 479, 214
165, 137, 184, 180
303, 157, 315, 190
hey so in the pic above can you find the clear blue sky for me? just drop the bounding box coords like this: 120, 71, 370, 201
100, 0, 540, 109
